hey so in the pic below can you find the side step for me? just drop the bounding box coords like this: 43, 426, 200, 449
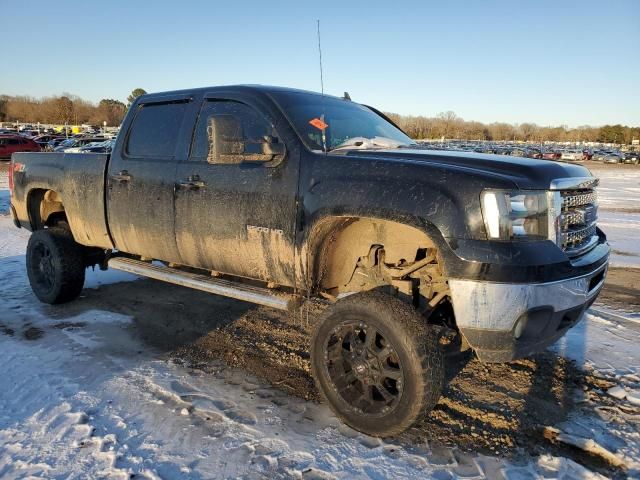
108, 257, 299, 311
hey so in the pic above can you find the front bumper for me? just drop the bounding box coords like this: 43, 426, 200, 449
449, 256, 608, 362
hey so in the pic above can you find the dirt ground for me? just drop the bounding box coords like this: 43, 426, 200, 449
49, 266, 637, 477
597, 267, 640, 312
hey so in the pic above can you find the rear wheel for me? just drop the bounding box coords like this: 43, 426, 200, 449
310, 291, 444, 437
26, 227, 86, 304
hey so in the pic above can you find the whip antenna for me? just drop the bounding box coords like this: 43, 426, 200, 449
317, 19, 324, 96
316, 19, 327, 152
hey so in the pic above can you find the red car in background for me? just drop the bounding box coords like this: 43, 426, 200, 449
0, 134, 41, 159
542, 149, 561, 160
582, 149, 594, 161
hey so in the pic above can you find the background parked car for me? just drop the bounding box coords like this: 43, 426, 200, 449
19, 129, 41, 138
45, 137, 69, 151
560, 149, 583, 161
33, 134, 64, 149
75, 139, 115, 153
522, 147, 542, 158
53, 138, 77, 152
582, 148, 594, 161
603, 153, 624, 164
0, 134, 41, 159
623, 152, 639, 165
66, 139, 114, 153
54, 137, 107, 152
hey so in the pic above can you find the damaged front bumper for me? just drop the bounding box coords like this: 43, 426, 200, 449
448, 244, 609, 362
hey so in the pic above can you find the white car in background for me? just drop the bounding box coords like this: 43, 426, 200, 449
63, 140, 111, 153
560, 149, 583, 161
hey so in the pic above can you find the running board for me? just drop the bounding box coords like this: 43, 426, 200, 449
108, 257, 299, 311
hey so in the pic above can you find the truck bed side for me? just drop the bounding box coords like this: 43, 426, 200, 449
11, 152, 114, 249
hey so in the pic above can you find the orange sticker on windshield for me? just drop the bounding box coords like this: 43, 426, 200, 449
309, 118, 328, 130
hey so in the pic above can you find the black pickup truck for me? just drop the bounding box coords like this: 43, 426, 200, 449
9, 85, 609, 437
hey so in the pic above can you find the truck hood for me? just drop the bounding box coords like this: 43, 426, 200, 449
341, 148, 593, 190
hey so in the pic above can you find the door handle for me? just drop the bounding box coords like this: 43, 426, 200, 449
177, 175, 206, 190
111, 170, 131, 182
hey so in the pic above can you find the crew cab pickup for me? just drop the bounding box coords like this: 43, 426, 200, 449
9, 85, 609, 437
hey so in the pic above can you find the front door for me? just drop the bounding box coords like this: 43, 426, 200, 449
174, 96, 299, 287
107, 97, 193, 263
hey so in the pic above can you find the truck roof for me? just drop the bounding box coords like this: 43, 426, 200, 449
137, 84, 338, 103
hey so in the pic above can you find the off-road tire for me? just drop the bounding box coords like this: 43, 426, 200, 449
26, 227, 85, 304
310, 290, 444, 437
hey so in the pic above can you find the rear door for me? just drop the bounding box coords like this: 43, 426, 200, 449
107, 95, 195, 263
174, 94, 299, 286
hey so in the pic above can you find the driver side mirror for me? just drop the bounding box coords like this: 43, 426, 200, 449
207, 115, 286, 165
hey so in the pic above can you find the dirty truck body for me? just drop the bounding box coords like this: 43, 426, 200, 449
10, 85, 609, 436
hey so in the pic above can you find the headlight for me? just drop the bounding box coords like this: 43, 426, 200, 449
481, 190, 550, 241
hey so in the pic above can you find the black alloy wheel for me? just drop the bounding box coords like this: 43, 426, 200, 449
311, 291, 444, 437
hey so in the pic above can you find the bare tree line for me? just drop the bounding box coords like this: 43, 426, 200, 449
386, 111, 638, 144
0, 91, 145, 127
0, 93, 637, 144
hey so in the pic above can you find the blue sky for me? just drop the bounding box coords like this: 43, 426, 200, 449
1, 0, 638, 127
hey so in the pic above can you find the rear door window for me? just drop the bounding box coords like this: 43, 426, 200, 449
126, 102, 188, 158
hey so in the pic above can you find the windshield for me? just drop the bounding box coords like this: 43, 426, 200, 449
270, 91, 414, 152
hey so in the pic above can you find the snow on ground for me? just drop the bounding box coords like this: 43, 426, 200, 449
552, 310, 640, 472
0, 163, 639, 478
0, 164, 8, 214
592, 167, 640, 212
598, 212, 640, 268
589, 166, 640, 268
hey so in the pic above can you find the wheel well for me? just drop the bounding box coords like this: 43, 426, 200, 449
27, 189, 67, 229
309, 217, 461, 350
310, 217, 437, 292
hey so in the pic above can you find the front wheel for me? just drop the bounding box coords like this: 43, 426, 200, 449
26, 227, 86, 304
310, 291, 444, 437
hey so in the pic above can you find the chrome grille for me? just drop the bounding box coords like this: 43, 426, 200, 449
562, 191, 597, 208
561, 223, 597, 246
558, 187, 598, 254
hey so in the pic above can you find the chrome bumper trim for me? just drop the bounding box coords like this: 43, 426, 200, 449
449, 262, 608, 331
